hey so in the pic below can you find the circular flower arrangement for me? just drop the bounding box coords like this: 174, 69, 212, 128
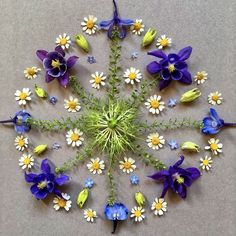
1, 0, 236, 234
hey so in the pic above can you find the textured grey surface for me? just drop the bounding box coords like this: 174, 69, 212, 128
0, 0, 236, 235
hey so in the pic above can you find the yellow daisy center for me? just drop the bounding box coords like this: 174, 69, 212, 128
211, 95, 219, 101
87, 211, 95, 218
210, 143, 218, 151
27, 68, 36, 76
155, 202, 163, 210
18, 139, 25, 147
37, 181, 47, 189
203, 159, 209, 166
133, 22, 142, 31
58, 198, 66, 207
23, 157, 31, 165
168, 64, 175, 72
197, 73, 204, 80
68, 101, 77, 109
128, 72, 137, 80
151, 136, 160, 145
176, 176, 184, 184
134, 210, 142, 217
87, 19, 94, 29
19, 92, 27, 100
51, 59, 60, 68
95, 76, 102, 84
92, 162, 100, 170
71, 133, 80, 141
123, 161, 132, 169
60, 38, 68, 45
160, 38, 169, 47
150, 100, 160, 109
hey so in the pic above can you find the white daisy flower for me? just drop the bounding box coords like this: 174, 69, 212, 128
156, 35, 172, 49
81, 15, 98, 35
119, 157, 136, 174
55, 33, 72, 50
64, 96, 81, 113
208, 91, 223, 105
145, 95, 165, 115
87, 158, 105, 175
66, 129, 84, 147
19, 154, 34, 170
205, 138, 223, 155
84, 209, 97, 222
123, 67, 142, 85
146, 133, 165, 150
14, 135, 29, 151
90, 72, 106, 89
130, 206, 145, 222
200, 156, 213, 171
194, 71, 208, 84
15, 88, 32, 106
53, 193, 72, 211
24, 67, 41, 79
130, 19, 145, 35
151, 198, 167, 216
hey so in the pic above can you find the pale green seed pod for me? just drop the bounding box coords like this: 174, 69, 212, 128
33, 144, 48, 155
180, 88, 201, 103
34, 84, 48, 98
181, 142, 200, 152
141, 28, 157, 47
75, 34, 90, 53
77, 188, 89, 208
135, 191, 146, 207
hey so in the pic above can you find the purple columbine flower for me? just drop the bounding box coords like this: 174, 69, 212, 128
147, 46, 193, 90
202, 108, 236, 135
148, 156, 200, 199
25, 159, 70, 199
0, 110, 31, 134
99, 0, 134, 39
36, 46, 78, 88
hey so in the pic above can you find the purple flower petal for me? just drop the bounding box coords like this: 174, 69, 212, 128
175, 182, 187, 198
161, 180, 170, 198
58, 72, 69, 88
174, 156, 185, 168
45, 73, 55, 83
159, 79, 171, 90
171, 70, 182, 81
179, 69, 192, 84
55, 174, 70, 186
99, 19, 113, 29
34, 189, 48, 199
161, 69, 171, 80
48, 67, 61, 77
36, 50, 48, 61
178, 46, 192, 61
148, 170, 170, 180
47, 182, 55, 193
118, 26, 127, 39
210, 108, 220, 123
147, 50, 167, 60
168, 53, 179, 63
146, 61, 161, 74
120, 18, 134, 26
55, 45, 65, 57
25, 172, 38, 183
41, 159, 51, 174
107, 25, 114, 39
185, 167, 200, 181
30, 184, 39, 194
174, 61, 187, 70
67, 56, 79, 69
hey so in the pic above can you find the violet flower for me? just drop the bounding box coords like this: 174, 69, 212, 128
0, 110, 31, 134
148, 156, 200, 199
25, 159, 69, 199
202, 108, 236, 135
36, 46, 78, 88
99, 0, 134, 39
147, 47, 193, 90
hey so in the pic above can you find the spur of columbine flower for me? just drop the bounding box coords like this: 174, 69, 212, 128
148, 155, 200, 199
0, 110, 31, 134
90, 72, 106, 89
25, 159, 70, 199
36, 46, 78, 88
104, 202, 129, 233
130, 206, 145, 222
66, 129, 84, 147
123, 67, 142, 85
81, 15, 98, 35
55, 33, 71, 50
64, 96, 81, 113
130, 19, 145, 35
15, 135, 28, 151
19, 154, 34, 170
99, 0, 134, 39
147, 46, 193, 90
24, 66, 41, 79
145, 95, 165, 115
15, 88, 32, 106
53, 193, 72, 211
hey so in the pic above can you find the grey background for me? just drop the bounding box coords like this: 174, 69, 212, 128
0, 0, 236, 235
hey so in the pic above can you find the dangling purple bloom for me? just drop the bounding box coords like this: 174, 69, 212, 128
202, 108, 236, 135
25, 159, 69, 199
148, 156, 200, 199
0, 110, 31, 134
36, 46, 78, 88
147, 47, 193, 90
99, 0, 134, 39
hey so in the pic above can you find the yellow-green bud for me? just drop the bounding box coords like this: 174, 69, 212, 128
75, 34, 90, 53
142, 28, 157, 47
135, 191, 146, 207
34, 84, 48, 98
77, 188, 89, 208
33, 144, 48, 155
181, 142, 200, 152
180, 88, 201, 103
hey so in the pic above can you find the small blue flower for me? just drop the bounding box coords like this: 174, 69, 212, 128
87, 56, 96, 64
49, 96, 58, 105
131, 52, 138, 60
168, 98, 177, 107
168, 140, 179, 150
52, 142, 62, 150
130, 175, 139, 185
85, 178, 94, 189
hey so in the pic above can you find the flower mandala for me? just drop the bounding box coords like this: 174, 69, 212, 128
1, 0, 236, 234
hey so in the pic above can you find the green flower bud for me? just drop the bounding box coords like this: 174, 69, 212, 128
34, 84, 48, 98
135, 191, 146, 206
77, 188, 89, 208
142, 28, 157, 47
33, 144, 48, 155
75, 34, 90, 53
181, 141, 200, 152
180, 88, 201, 103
